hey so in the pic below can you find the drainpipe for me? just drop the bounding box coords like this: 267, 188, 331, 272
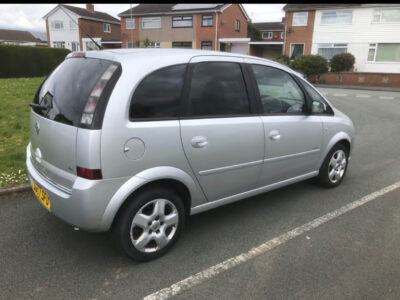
130, 3, 134, 48
283, 13, 288, 55
215, 11, 218, 51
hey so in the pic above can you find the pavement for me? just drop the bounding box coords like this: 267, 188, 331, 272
1, 87, 400, 300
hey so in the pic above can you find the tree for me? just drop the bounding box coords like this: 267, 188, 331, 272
329, 53, 355, 72
247, 22, 262, 41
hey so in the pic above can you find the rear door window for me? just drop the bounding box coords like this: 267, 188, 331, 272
129, 64, 186, 119
34, 58, 113, 126
187, 62, 250, 117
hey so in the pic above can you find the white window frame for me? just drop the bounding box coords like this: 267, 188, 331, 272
142, 17, 162, 29
51, 20, 64, 30
172, 16, 193, 28
263, 32, 273, 39
127, 41, 135, 48
292, 12, 308, 26
367, 43, 400, 63
52, 41, 65, 48
321, 10, 353, 25
103, 23, 111, 33
290, 43, 305, 60
281, 32, 284, 39
317, 43, 348, 60
201, 41, 213, 50
147, 41, 161, 48
202, 15, 213, 27
235, 20, 240, 31
126, 18, 135, 29
372, 8, 400, 23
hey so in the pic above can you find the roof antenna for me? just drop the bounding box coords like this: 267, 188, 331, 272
62, 5, 104, 50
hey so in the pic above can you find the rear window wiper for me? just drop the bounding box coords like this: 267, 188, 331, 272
29, 103, 47, 110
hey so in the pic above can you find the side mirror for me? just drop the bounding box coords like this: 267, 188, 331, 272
312, 100, 326, 114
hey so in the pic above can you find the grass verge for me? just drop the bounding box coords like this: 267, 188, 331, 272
0, 77, 44, 188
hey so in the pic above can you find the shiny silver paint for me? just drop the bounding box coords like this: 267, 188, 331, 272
26, 49, 355, 232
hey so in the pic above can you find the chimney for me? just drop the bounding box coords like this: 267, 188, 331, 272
86, 4, 94, 12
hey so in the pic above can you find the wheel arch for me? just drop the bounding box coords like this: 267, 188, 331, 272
99, 166, 205, 231
320, 131, 352, 169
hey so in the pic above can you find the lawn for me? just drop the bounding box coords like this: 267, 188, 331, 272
0, 77, 45, 188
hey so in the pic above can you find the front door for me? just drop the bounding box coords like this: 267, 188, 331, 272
246, 62, 323, 186
180, 57, 264, 201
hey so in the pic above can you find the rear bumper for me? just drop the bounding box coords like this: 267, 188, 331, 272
26, 143, 126, 232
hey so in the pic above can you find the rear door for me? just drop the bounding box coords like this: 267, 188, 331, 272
180, 56, 264, 202
30, 57, 115, 190
245, 61, 323, 186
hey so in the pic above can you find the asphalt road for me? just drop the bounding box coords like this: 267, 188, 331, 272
1, 87, 400, 300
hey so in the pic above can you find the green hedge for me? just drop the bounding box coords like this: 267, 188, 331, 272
0, 45, 70, 78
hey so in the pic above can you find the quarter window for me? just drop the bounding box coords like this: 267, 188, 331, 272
129, 64, 186, 119
292, 12, 308, 26
188, 62, 250, 117
251, 65, 306, 114
321, 10, 352, 25
126, 18, 135, 29
301, 81, 331, 114
202, 15, 213, 26
172, 16, 193, 27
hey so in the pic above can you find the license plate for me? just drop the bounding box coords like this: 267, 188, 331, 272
32, 181, 51, 210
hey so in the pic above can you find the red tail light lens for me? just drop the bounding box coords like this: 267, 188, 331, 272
77, 167, 102, 180
80, 63, 119, 126
71, 52, 86, 58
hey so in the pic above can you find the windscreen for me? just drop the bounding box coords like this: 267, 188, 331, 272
33, 57, 113, 127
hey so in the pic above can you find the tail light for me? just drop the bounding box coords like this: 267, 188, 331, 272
77, 166, 102, 180
80, 63, 119, 126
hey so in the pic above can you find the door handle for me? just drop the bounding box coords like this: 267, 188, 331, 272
191, 136, 208, 148
269, 130, 281, 141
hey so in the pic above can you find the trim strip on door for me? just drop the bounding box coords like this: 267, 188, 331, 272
263, 148, 320, 164
199, 159, 263, 176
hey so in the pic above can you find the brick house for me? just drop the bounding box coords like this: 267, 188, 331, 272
118, 4, 250, 54
249, 21, 284, 59
283, 4, 400, 74
43, 4, 121, 51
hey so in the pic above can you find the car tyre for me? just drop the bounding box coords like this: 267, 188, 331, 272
113, 186, 185, 261
316, 143, 349, 188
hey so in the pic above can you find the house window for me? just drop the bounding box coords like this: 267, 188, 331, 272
202, 15, 213, 26
172, 16, 193, 27
148, 41, 161, 48
368, 43, 400, 62
52, 41, 65, 48
142, 17, 161, 29
127, 42, 135, 48
126, 18, 135, 29
235, 20, 240, 31
69, 20, 77, 30
292, 12, 308, 26
50, 20, 63, 30
71, 41, 79, 51
373, 9, 400, 23
86, 41, 100, 51
317, 43, 348, 60
321, 10, 353, 25
104, 23, 111, 33
201, 41, 212, 50
290, 43, 304, 60
172, 41, 192, 49
262, 32, 273, 39
281, 32, 284, 39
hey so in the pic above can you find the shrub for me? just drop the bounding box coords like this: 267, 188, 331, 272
290, 55, 328, 78
329, 53, 355, 72
247, 22, 262, 41
0, 45, 70, 78
274, 55, 290, 66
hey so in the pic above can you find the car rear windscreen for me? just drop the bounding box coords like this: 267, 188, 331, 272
33, 57, 113, 127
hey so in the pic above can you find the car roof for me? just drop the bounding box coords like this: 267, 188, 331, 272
67, 48, 298, 77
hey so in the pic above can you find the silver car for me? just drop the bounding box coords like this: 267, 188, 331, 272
27, 49, 354, 261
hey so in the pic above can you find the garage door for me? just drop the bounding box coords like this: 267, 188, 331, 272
230, 43, 248, 55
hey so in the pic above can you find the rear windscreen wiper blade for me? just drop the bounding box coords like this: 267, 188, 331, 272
29, 103, 46, 110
